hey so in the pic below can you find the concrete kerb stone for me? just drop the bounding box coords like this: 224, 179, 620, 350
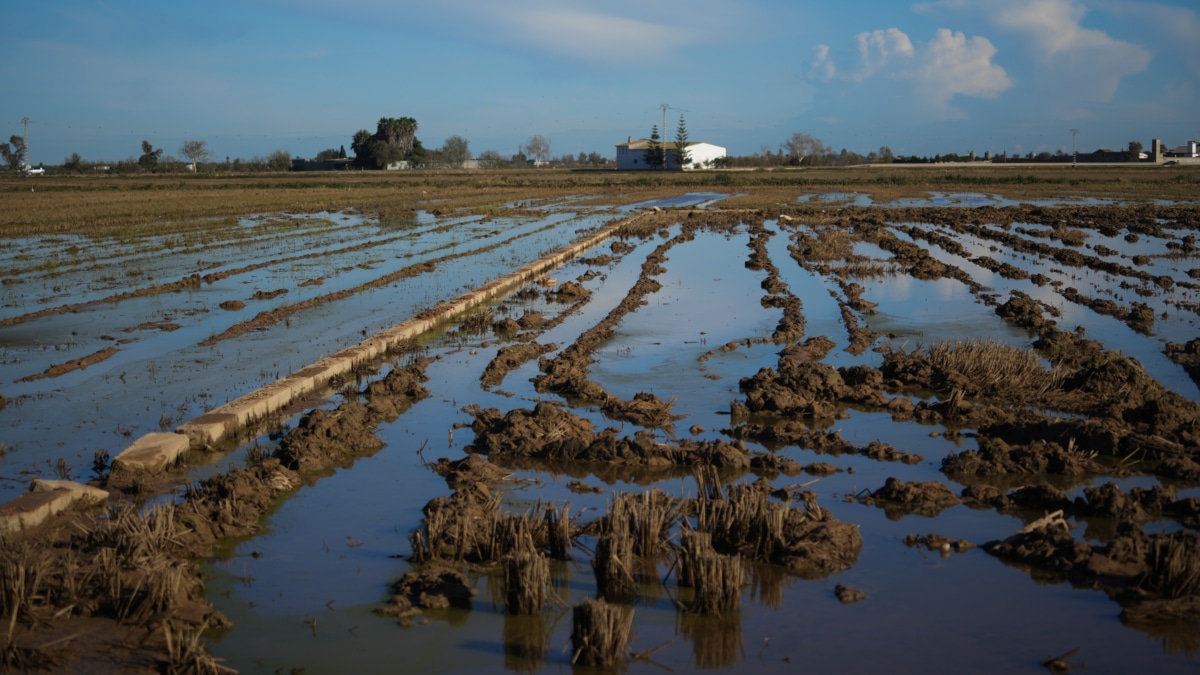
171, 214, 636, 450
0, 479, 111, 535
112, 432, 191, 473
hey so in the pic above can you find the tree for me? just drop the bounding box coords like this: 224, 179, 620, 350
353, 117, 423, 168
1127, 140, 1144, 162
524, 135, 550, 164
138, 140, 163, 172
644, 125, 665, 170
314, 148, 341, 161
62, 152, 85, 173
0, 135, 27, 172
441, 135, 470, 167
477, 149, 504, 169
671, 115, 691, 169
783, 132, 827, 166
351, 129, 374, 167
267, 149, 291, 171
878, 145, 895, 163
180, 140, 210, 170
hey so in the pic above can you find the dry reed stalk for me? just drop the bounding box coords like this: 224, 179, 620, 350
677, 531, 743, 615
163, 620, 235, 675
700, 484, 787, 563
793, 227, 856, 262
923, 338, 1065, 399
593, 497, 637, 601
544, 503, 573, 561
693, 466, 724, 502
503, 551, 549, 615
0, 548, 46, 643
619, 491, 676, 559
1147, 533, 1200, 599
459, 308, 496, 334
570, 598, 633, 667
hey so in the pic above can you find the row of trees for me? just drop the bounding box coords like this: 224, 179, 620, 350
717, 132, 895, 168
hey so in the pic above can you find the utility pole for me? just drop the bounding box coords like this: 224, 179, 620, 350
21, 117, 30, 166
1070, 129, 1080, 168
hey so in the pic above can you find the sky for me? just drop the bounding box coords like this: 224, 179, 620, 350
2, 0, 1197, 165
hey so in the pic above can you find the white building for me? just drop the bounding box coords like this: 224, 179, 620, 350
615, 137, 726, 170
1168, 141, 1199, 158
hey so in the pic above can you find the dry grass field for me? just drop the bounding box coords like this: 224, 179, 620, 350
3, 165, 1196, 236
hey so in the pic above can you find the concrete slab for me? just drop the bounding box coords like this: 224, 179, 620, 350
31, 479, 109, 505
112, 432, 190, 472
0, 480, 110, 535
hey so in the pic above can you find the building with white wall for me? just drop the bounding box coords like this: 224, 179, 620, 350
615, 138, 726, 170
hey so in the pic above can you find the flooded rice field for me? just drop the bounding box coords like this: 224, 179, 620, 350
2, 191, 1199, 673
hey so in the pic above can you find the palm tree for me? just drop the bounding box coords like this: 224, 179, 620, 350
398, 117, 418, 154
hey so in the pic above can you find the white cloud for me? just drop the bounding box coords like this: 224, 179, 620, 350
855, 28, 914, 81
917, 28, 1011, 104
809, 26, 1010, 116
809, 44, 837, 81
916, 0, 1151, 102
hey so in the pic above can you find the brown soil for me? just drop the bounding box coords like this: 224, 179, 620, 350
466, 401, 800, 475
1165, 338, 1200, 388
480, 342, 555, 388
984, 513, 1200, 626
835, 584, 867, 604
859, 477, 962, 519
16, 346, 120, 383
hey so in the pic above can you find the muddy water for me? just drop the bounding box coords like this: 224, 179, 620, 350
202, 206, 1199, 674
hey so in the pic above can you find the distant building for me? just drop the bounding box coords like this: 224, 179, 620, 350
615, 137, 726, 170
1167, 140, 1199, 158
291, 157, 353, 171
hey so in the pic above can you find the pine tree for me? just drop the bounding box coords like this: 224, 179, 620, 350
644, 125, 665, 170
672, 115, 691, 170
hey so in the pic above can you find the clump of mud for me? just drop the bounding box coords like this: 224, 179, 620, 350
859, 477, 961, 519
376, 566, 477, 627
480, 342, 555, 388
466, 402, 799, 474
985, 512, 1200, 626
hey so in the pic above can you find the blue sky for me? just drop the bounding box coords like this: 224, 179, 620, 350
2, 0, 1197, 165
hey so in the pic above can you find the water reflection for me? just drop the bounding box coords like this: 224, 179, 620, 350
678, 613, 744, 669
503, 613, 550, 673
